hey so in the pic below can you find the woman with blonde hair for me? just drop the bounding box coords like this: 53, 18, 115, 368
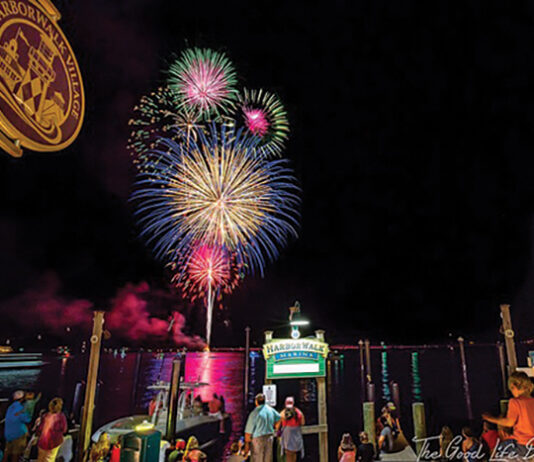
483, 371, 534, 458
87, 433, 111, 462
36, 397, 67, 462
183, 436, 207, 461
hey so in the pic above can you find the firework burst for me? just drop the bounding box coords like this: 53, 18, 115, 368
173, 244, 242, 344
237, 88, 290, 157
128, 87, 203, 170
168, 48, 238, 120
132, 123, 300, 276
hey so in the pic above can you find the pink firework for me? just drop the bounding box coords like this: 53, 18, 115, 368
243, 107, 270, 137
168, 48, 238, 120
175, 244, 241, 345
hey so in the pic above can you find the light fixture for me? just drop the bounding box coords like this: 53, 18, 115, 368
289, 301, 309, 339
289, 301, 309, 327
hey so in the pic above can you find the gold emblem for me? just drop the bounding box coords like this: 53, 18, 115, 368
0, 0, 84, 157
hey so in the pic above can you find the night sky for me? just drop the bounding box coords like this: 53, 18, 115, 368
2, 0, 534, 347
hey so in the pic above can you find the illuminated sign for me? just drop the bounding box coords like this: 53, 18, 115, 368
0, 0, 84, 157
263, 338, 329, 379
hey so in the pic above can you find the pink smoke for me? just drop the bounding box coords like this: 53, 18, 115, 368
0, 272, 205, 348
107, 282, 205, 348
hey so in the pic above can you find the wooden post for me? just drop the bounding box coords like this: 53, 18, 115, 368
412, 402, 426, 455
358, 340, 365, 403
366, 383, 375, 403
458, 337, 473, 420
364, 339, 372, 383
497, 342, 508, 397
317, 377, 328, 462
77, 311, 104, 461
363, 401, 376, 446
166, 357, 181, 439
244, 327, 251, 410
500, 304, 518, 374
391, 382, 401, 416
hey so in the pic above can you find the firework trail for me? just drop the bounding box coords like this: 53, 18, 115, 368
172, 244, 242, 344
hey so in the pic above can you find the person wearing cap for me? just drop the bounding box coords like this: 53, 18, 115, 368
277, 397, 305, 462
244, 393, 281, 462
3, 390, 31, 462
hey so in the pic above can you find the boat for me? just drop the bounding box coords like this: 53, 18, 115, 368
0, 346, 44, 369
92, 380, 231, 458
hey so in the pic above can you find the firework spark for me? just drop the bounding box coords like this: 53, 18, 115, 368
168, 48, 238, 120
237, 88, 290, 157
173, 244, 242, 344
132, 124, 300, 276
128, 87, 203, 170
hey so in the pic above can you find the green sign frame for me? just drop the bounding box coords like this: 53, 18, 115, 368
263, 338, 329, 380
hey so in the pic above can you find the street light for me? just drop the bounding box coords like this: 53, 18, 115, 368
289, 301, 309, 338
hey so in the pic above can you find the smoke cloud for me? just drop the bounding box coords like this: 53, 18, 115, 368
0, 272, 205, 349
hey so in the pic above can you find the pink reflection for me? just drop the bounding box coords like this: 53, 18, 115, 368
185, 352, 244, 434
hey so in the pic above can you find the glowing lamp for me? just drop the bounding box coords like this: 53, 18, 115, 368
135, 421, 155, 433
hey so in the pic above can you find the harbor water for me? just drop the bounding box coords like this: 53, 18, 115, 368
0, 342, 526, 461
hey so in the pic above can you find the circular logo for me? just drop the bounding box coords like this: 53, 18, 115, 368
0, 0, 84, 151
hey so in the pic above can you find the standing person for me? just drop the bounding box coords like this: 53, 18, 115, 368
4, 390, 31, 462
439, 426, 454, 461
193, 396, 204, 416
377, 406, 400, 453
209, 393, 223, 417
337, 433, 356, 462
278, 397, 305, 462
483, 371, 534, 458
23, 391, 41, 421
244, 393, 281, 462
357, 432, 374, 462
36, 397, 67, 462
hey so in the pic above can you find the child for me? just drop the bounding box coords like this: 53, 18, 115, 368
357, 432, 374, 462
483, 371, 534, 458
226, 441, 245, 462
23, 391, 41, 421
338, 433, 357, 462
183, 436, 207, 462
168, 439, 186, 462
460, 427, 480, 462
481, 421, 499, 454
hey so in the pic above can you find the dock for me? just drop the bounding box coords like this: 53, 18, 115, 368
380, 446, 418, 461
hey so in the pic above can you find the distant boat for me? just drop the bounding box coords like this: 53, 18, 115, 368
0, 346, 44, 369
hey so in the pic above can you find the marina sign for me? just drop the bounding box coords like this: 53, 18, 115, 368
0, 0, 84, 157
263, 338, 329, 379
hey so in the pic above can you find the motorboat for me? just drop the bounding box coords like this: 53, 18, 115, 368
92, 380, 231, 458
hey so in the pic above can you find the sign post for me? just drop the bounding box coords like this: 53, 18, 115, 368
263, 329, 329, 462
